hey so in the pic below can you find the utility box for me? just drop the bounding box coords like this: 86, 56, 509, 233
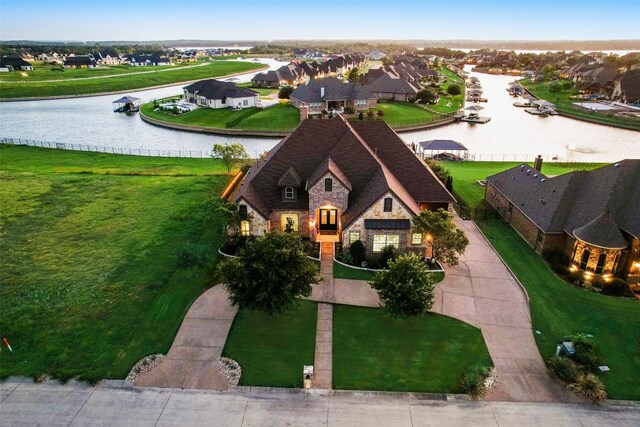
561, 341, 576, 357
303, 365, 314, 389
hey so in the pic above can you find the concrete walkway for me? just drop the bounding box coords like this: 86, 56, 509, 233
313, 303, 333, 389
2, 379, 638, 426
432, 218, 574, 403
134, 285, 237, 390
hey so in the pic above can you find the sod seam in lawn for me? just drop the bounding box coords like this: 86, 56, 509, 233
477, 219, 640, 400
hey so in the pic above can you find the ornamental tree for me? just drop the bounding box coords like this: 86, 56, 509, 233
413, 208, 469, 266
369, 253, 436, 318
347, 66, 360, 82
212, 142, 249, 174
446, 84, 462, 96
218, 232, 320, 314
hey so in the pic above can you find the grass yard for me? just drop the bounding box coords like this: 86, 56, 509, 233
221, 300, 317, 387
0, 61, 265, 98
520, 79, 640, 131
333, 305, 492, 392
238, 82, 278, 97
141, 102, 300, 132
443, 161, 606, 208
432, 66, 465, 114
0, 145, 232, 383
375, 101, 442, 127
478, 219, 640, 400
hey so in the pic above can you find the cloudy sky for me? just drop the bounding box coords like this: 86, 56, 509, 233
1, 0, 639, 41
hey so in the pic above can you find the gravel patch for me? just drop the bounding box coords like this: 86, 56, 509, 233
126, 354, 165, 381
218, 357, 242, 386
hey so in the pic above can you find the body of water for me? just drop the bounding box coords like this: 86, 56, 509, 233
0, 63, 638, 162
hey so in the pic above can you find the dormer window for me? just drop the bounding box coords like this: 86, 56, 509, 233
325, 178, 333, 192
285, 186, 295, 199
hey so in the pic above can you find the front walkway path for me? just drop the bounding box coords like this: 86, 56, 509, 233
433, 218, 575, 403
313, 303, 333, 389
134, 285, 237, 390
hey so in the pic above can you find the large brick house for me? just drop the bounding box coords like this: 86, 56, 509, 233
231, 117, 454, 257
485, 161, 640, 285
290, 78, 377, 115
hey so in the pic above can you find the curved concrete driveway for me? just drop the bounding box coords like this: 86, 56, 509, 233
134, 285, 237, 390
433, 218, 575, 403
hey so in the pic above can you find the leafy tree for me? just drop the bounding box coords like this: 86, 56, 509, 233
219, 232, 320, 314
358, 111, 364, 120
446, 84, 461, 96
413, 208, 469, 266
278, 86, 293, 99
206, 198, 250, 244
212, 142, 249, 174
541, 64, 555, 80
381, 56, 393, 66
416, 89, 438, 104
369, 253, 436, 317
347, 66, 360, 82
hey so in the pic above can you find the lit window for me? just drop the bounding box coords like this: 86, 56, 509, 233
325, 178, 333, 192
373, 234, 400, 253
240, 220, 250, 236
281, 214, 299, 231
350, 231, 360, 244
412, 233, 422, 245
285, 187, 294, 199
383, 197, 393, 212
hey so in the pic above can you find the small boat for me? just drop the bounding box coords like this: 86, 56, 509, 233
513, 101, 533, 107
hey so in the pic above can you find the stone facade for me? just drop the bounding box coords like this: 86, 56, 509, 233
238, 202, 269, 236
307, 174, 349, 236
269, 210, 310, 236
570, 239, 623, 275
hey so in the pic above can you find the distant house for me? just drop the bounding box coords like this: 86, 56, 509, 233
290, 77, 377, 114
231, 118, 454, 259
64, 56, 98, 68
0, 55, 34, 71
611, 69, 640, 104
485, 161, 640, 285
362, 72, 420, 101
183, 79, 259, 109
252, 63, 308, 88
92, 50, 121, 66
121, 53, 171, 66
369, 50, 386, 60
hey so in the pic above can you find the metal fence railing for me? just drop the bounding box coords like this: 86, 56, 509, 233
0, 137, 213, 158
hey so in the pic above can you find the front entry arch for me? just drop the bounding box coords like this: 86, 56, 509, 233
319, 208, 338, 231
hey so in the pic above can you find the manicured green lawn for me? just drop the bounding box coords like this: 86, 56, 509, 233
478, 219, 640, 400
333, 261, 444, 283
443, 161, 606, 208
0, 61, 264, 98
520, 79, 640, 131
432, 66, 465, 113
375, 101, 441, 126
221, 300, 317, 387
333, 305, 492, 392
238, 82, 278, 97
0, 145, 231, 383
141, 102, 300, 132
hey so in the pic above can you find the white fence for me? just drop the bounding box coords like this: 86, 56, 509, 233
0, 137, 212, 158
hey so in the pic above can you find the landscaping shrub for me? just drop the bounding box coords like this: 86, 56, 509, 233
460, 365, 491, 399
376, 109, 384, 117
177, 241, 209, 267
425, 159, 449, 184
573, 335, 601, 370
367, 110, 375, 118
543, 249, 571, 267
380, 245, 398, 268
336, 250, 354, 265
358, 111, 364, 120
344, 106, 355, 114
571, 373, 607, 403
278, 86, 293, 99
600, 278, 634, 297
548, 356, 579, 384
349, 240, 366, 265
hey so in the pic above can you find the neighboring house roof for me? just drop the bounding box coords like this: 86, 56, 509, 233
290, 77, 374, 104
418, 140, 468, 151
616, 69, 640, 102
232, 118, 454, 227
364, 73, 420, 95
183, 79, 258, 100
64, 56, 96, 65
486, 160, 640, 241
0, 56, 32, 68
252, 71, 281, 83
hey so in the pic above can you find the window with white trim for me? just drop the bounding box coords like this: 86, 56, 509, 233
240, 220, 250, 236
349, 231, 360, 244
412, 233, 422, 245
284, 186, 294, 199
373, 234, 400, 253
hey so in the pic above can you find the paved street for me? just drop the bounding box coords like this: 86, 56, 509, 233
1, 379, 638, 426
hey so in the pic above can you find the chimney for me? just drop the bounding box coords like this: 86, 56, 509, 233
299, 105, 309, 121
320, 87, 325, 98
534, 154, 543, 172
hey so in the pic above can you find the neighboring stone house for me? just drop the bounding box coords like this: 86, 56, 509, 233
231, 117, 454, 259
611, 69, 640, 104
183, 79, 259, 109
290, 77, 377, 114
485, 160, 640, 286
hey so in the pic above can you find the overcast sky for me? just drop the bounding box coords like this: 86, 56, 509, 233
1, 0, 639, 41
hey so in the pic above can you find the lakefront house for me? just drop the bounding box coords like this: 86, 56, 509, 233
230, 117, 454, 258
183, 80, 259, 109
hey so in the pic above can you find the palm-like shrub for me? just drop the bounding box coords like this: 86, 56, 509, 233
571, 373, 607, 403
548, 356, 579, 384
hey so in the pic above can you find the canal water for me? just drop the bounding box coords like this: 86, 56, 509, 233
0, 63, 638, 162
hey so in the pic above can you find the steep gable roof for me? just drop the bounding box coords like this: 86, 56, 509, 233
183, 79, 258, 100
290, 77, 374, 104
306, 156, 352, 191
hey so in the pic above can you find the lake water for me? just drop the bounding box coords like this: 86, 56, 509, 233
0, 63, 638, 162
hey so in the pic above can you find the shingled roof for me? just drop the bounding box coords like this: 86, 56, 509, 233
233, 118, 454, 225
183, 79, 258, 100
487, 160, 640, 245
290, 77, 374, 104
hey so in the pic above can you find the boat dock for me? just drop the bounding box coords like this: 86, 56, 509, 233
460, 116, 491, 123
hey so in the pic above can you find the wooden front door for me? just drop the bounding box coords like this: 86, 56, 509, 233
319, 208, 338, 231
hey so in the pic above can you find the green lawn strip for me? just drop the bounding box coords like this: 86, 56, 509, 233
222, 300, 317, 387
333, 261, 444, 283
237, 82, 278, 97
0, 145, 232, 176
0, 61, 264, 98
520, 79, 640, 130
333, 305, 492, 392
375, 101, 441, 126
0, 162, 230, 382
477, 219, 640, 399
141, 102, 299, 132
443, 161, 606, 208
